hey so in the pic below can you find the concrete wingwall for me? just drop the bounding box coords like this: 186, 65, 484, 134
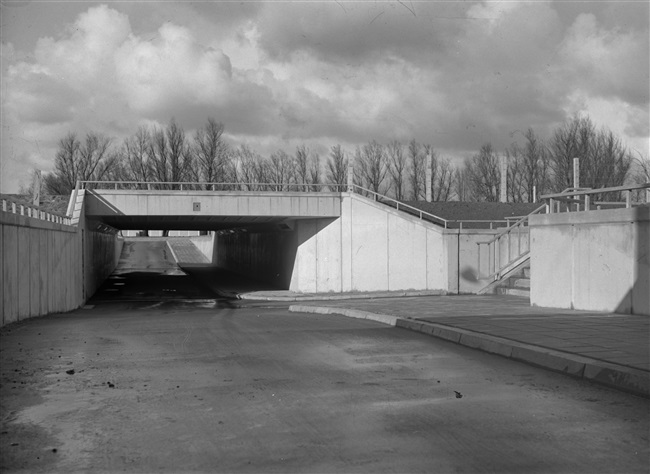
1, 212, 83, 326
214, 193, 500, 294
1, 207, 124, 327
84, 228, 124, 301
530, 207, 650, 315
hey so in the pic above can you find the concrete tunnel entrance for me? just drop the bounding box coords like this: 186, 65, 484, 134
81, 189, 344, 299
88, 218, 338, 302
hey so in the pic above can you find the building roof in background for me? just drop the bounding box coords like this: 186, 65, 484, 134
402, 201, 541, 224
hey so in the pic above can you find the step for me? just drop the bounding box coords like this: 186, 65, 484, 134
497, 287, 530, 298
512, 278, 530, 289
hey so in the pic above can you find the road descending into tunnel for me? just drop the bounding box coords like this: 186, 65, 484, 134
0, 238, 648, 473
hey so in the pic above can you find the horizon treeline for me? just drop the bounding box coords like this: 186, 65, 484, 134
26, 114, 649, 203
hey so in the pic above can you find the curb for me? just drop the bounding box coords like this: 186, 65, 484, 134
289, 305, 649, 399
241, 290, 447, 302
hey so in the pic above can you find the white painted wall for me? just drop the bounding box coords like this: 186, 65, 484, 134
530, 207, 649, 315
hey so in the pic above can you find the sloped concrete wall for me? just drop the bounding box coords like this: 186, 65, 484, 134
530, 207, 650, 315
188, 234, 215, 262
290, 194, 451, 293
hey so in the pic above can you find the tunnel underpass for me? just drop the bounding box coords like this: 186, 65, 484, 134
89, 237, 279, 308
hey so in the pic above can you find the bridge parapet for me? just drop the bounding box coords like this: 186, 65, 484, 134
84, 188, 342, 218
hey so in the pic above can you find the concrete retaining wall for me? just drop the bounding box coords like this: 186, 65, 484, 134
1, 212, 83, 326
215, 230, 297, 289
290, 194, 450, 292
530, 207, 650, 315
189, 234, 215, 262
213, 193, 500, 294
1, 209, 124, 327
84, 230, 124, 301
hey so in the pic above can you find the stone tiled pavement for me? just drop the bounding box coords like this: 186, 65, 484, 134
240, 290, 649, 396
167, 239, 209, 264
291, 295, 650, 371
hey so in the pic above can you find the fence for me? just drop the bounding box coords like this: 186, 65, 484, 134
1, 197, 72, 226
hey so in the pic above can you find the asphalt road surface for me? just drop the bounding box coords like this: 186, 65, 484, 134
1, 239, 648, 473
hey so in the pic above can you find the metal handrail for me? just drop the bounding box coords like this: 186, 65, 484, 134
541, 183, 649, 199
477, 204, 547, 280
541, 183, 650, 213
348, 184, 452, 227
78, 180, 348, 192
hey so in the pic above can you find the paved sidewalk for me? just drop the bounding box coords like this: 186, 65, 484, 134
285, 295, 649, 398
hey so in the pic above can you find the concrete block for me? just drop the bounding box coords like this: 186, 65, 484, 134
429, 325, 462, 343
583, 362, 650, 397
459, 333, 513, 357
395, 319, 424, 332
510, 345, 586, 376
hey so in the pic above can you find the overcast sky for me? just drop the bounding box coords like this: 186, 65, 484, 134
1, 0, 648, 193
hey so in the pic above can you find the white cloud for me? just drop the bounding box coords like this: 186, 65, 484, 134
560, 13, 649, 106
1, 2, 648, 193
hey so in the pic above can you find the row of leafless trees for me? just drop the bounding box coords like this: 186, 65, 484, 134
39, 115, 647, 202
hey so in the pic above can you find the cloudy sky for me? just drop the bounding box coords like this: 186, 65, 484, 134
1, 0, 648, 193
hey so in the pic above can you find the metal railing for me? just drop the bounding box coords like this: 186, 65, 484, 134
78, 180, 349, 192
477, 182, 650, 282
1, 197, 72, 226
477, 204, 546, 280
541, 183, 650, 213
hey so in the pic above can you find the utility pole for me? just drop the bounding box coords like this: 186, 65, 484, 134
347, 164, 354, 192
32, 170, 42, 207
500, 155, 507, 203
425, 153, 432, 202
573, 157, 580, 189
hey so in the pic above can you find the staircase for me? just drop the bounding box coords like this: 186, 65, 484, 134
494, 265, 530, 298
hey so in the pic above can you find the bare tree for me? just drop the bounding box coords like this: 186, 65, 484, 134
387, 140, 408, 200
548, 115, 632, 191
44, 132, 115, 194
294, 145, 310, 186
521, 128, 550, 201
149, 119, 191, 189
308, 153, 322, 191
504, 144, 526, 203
408, 139, 426, 200
193, 118, 229, 189
356, 140, 389, 194
463, 143, 501, 202
268, 149, 294, 191
326, 144, 348, 191
233, 144, 268, 190
432, 154, 455, 201
120, 126, 152, 187
454, 166, 472, 201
